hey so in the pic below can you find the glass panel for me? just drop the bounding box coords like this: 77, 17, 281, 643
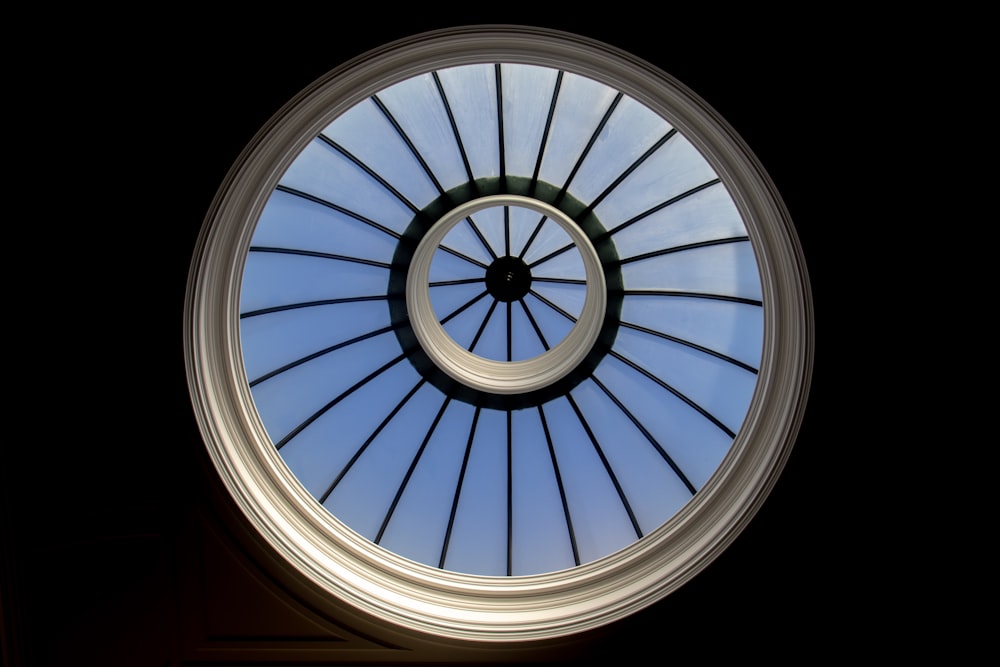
608, 183, 747, 258
620, 241, 763, 301
376, 73, 470, 192
592, 356, 734, 489
593, 135, 719, 229
253, 189, 398, 264
542, 396, 637, 564
565, 95, 672, 205
279, 139, 416, 234
324, 382, 445, 541
611, 325, 757, 437
379, 399, 477, 568
571, 380, 692, 533
621, 294, 763, 369
511, 409, 576, 575
537, 72, 617, 189
500, 63, 559, 178
436, 64, 500, 180
442, 408, 509, 575
320, 99, 441, 210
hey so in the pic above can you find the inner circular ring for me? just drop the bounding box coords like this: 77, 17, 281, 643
406, 194, 607, 395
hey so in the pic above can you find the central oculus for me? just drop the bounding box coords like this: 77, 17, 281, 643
406, 195, 607, 395
485, 255, 532, 302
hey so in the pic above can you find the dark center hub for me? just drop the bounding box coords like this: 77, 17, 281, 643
485, 255, 532, 302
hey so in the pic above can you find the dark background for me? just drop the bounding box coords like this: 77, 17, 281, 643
5, 12, 955, 666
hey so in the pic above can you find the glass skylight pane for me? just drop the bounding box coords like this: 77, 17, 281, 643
436, 64, 500, 180
439, 292, 493, 350
508, 206, 545, 257
620, 242, 763, 300
441, 408, 508, 576
521, 219, 570, 265
531, 246, 585, 279
375, 73, 470, 192
253, 190, 398, 264
542, 396, 637, 564
279, 362, 423, 500
564, 95, 672, 205
501, 63, 559, 178
511, 304, 548, 359
571, 381, 692, 532
240, 299, 391, 382
240, 251, 389, 313
530, 282, 585, 319
467, 307, 508, 361
441, 221, 495, 265
608, 183, 747, 258
612, 326, 756, 435
249, 330, 402, 445
537, 72, 617, 189
523, 293, 574, 344
621, 295, 763, 368
321, 99, 441, 210
279, 140, 416, 234
324, 383, 444, 542
592, 135, 719, 228
469, 206, 506, 256
429, 247, 483, 282
378, 400, 477, 568
593, 356, 734, 489
511, 409, 576, 575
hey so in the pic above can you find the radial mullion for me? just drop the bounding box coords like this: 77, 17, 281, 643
275, 350, 412, 450
504, 205, 511, 256
240, 294, 387, 319
317, 134, 422, 215
275, 184, 403, 240
531, 277, 587, 286
596, 178, 722, 242
250, 324, 396, 388
529, 70, 563, 194
375, 395, 453, 544
439, 405, 482, 569
518, 299, 550, 351
438, 244, 491, 271
619, 321, 759, 374
537, 404, 580, 567
609, 349, 736, 438
432, 70, 477, 188
248, 246, 392, 270
622, 289, 763, 307
564, 393, 642, 538
468, 299, 500, 353
429, 277, 486, 288
371, 93, 449, 197
495, 63, 506, 190
553, 92, 623, 208
615, 236, 750, 267
506, 301, 513, 362
318, 378, 427, 503
589, 375, 696, 494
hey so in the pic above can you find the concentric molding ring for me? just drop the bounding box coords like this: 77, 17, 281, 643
407, 194, 606, 395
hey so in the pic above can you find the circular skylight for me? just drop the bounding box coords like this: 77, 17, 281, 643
186, 25, 812, 641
